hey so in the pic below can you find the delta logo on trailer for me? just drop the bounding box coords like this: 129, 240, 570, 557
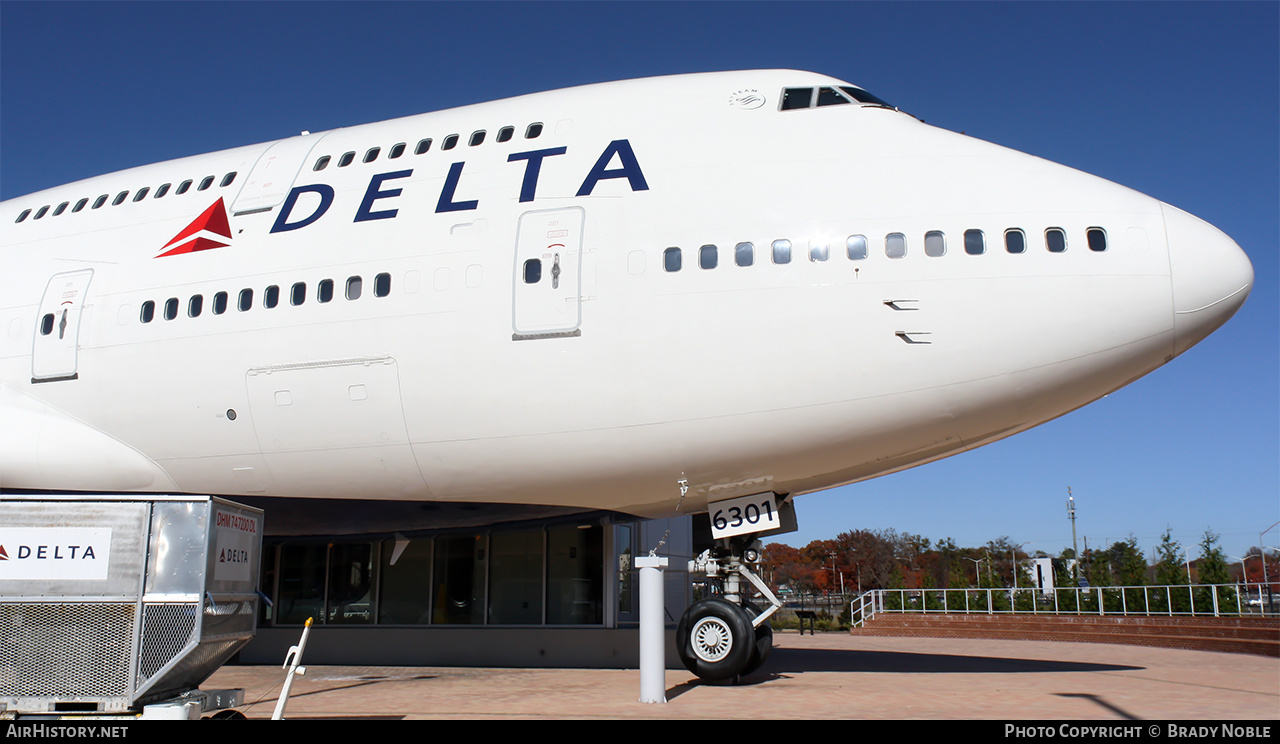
0, 528, 112, 581
155, 197, 232, 258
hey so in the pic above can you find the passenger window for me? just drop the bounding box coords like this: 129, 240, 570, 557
53, 202, 69, 216
188, 295, 203, 318
92, 195, 108, 209
809, 239, 829, 262
663, 247, 682, 272
198, 176, 214, 191
112, 191, 130, 206
72, 198, 89, 212
524, 258, 542, 283
847, 235, 868, 260
772, 239, 792, 264
1087, 227, 1107, 252
389, 143, 406, 159
925, 230, 946, 257
374, 273, 391, 297
221, 172, 237, 187
885, 233, 907, 259
469, 130, 486, 146
133, 187, 150, 202
346, 276, 363, 300
164, 298, 179, 321
442, 134, 459, 150
699, 244, 718, 270
213, 291, 228, 315
363, 148, 380, 164
780, 88, 813, 110
264, 285, 280, 309
154, 184, 170, 198
318, 279, 335, 302
291, 282, 306, 306
1046, 228, 1066, 253
735, 242, 754, 267
140, 301, 155, 323
176, 180, 192, 195
314, 155, 331, 171
525, 123, 543, 139
338, 152, 355, 167
34, 206, 49, 219
1004, 229, 1026, 254
238, 288, 253, 312
415, 138, 432, 155
16, 209, 31, 223
40, 313, 54, 335
964, 229, 985, 255
497, 126, 514, 143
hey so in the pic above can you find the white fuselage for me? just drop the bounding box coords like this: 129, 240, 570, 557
0, 71, 1253, 519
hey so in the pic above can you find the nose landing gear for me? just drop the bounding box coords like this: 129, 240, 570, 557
677, 538, 783, 683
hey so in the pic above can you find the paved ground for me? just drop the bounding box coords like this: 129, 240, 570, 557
203, 632, 1280, 720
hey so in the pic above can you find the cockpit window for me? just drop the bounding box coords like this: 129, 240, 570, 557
781, 85, 896, 111
780, 88, 813, 111
816, 87, 850, 107
840, 86, 895, 108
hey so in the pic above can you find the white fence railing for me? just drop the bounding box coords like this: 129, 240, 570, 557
852, 584, 1278, 627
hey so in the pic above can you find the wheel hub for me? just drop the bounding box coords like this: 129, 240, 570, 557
691, 616, 733, 662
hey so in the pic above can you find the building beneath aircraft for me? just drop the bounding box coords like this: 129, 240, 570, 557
237, 499, 694, 667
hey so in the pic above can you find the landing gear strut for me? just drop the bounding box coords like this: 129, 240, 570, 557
677, 537, 783, 682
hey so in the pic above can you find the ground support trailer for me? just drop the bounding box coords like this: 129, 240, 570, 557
0, 495, 262, 719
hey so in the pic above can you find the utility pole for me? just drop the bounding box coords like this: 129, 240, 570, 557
1067, 488, 1079, 585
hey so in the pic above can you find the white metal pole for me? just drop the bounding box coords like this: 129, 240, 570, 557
637, 555, 668, 704
273, 617, 312, 720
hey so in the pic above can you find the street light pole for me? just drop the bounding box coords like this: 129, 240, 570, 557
1067, 489, 1079, 584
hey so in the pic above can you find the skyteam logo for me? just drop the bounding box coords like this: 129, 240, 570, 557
156, 197, 232, 257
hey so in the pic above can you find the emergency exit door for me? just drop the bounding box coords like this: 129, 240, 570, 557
512, 207, 585, 337
32, 269, 94, 383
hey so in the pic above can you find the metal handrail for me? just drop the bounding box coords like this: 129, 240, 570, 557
851, 583, 1277, 628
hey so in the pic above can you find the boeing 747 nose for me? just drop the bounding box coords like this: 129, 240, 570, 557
1163, 203, 1255, 356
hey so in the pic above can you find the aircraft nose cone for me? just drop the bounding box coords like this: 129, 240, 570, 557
1163, 203, 1253, 356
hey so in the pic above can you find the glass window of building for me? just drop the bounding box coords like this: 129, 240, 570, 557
326, 543, 375, 624
378, 538, 434, 625
277, 544, 327, 625
488, 530, 544, 625
546, 523, 603, 625
433, 534, 486, 624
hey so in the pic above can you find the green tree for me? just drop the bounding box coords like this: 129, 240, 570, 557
1154, 529, 1188, 586
1109, 535, 1148, 587
1195, 528, 1238, 613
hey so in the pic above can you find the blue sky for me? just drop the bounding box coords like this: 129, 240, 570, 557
2, 2, 1276, 562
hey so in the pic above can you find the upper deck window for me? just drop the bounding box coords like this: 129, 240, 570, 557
442, 134, 459, 150
72, 198, 88, 212
132, 187, 150, 202
221, 172, 237, 187
389, 143, 406, 159
198, 176, 215, 191
525, 123, 543, 139
363, 148, 380, 164
1087, 227, 1107, 252
53, 202, 69, 216
497, 126, 514, 143
415, 138, 432, 155
154, 184, 170, 198
176, 180, 192, 195
1046, 228, 1067, 253
15, 209, 31, 223
469, 130, 486, 146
